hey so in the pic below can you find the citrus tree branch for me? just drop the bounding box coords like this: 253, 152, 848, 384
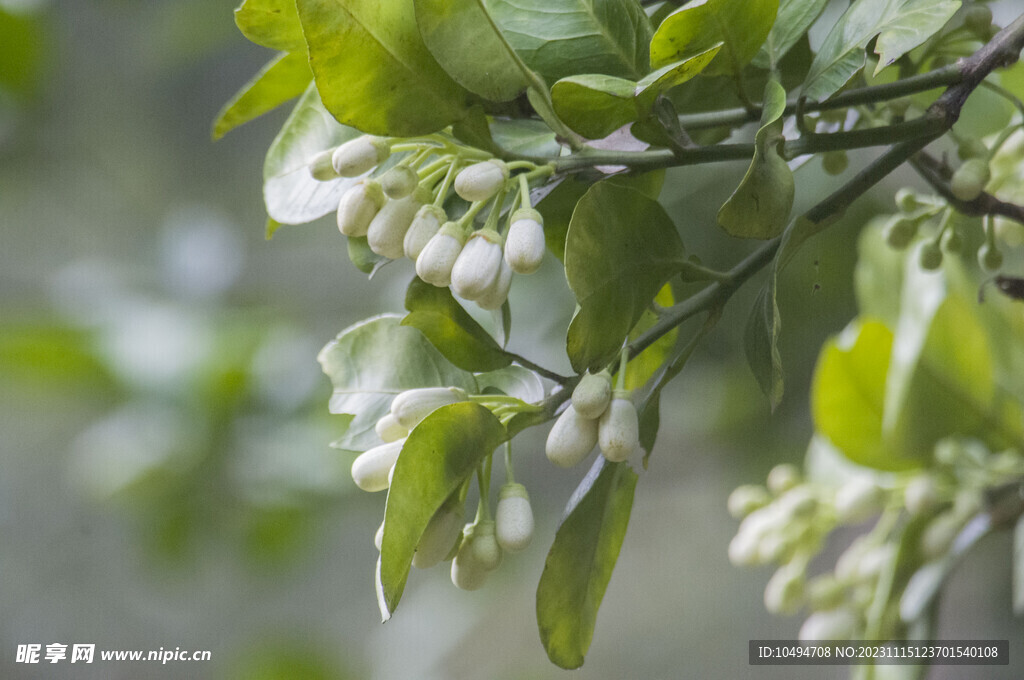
910, 151, 1024, 226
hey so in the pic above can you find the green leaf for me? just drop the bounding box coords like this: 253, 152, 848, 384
486, 0, 652, 82
802, 0, 961, 101
475, 365, 546, 402
401, 278, 512, 373
744, 284, 784, 407
649, 0, 778, 77
811, 319, 902, 470
550, 44, 721, 139
565, 182, 685, 372
0, 8, 43, 98
263, 85, 363, 225
317, 315, 477, 453
537, 457, 638, 669
213, 51, 312, 140
752, 0, 829, 70
414, 0, 528, 101
717, 79, 794, 239
625, 283, 676, 390
235, 0, 305, 50
378, 402, 506, 619
295, 0, 470, 136
347, 235, 388, 274
491, 117, 562, 157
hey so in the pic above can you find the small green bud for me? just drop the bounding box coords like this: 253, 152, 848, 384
766, 464, 801, 495
403, 204, 446, 260
978, 242, 1003, 272
451, 229, 504, 301
416, 223, 468, 287
331, 135, 390, 177
350, 439, 405, 492
413, 506, 465, 569
764, 562, 806, 615
883, 216, 917, 249
834, 477, 884, 524
950, 159, 990, 201
379, 165, 419, 199
391, 386, 467, 430
822, 151, 849, 176
337, 180, 385, 237
504, 208, 546, 275
941, 227, 963, 253
918, 241, 944, 270
572, 371, 613, 420
727, 484, 771, 519
598, 393, 640, 463
798, 608, 860, 641
309, 148, 341, 181
895, 188, 920, 213
545, 404, 599, 468
957, 138, 988, 161
495, 483, 534, 553
375, 412, 409, 443
453, 159, 509, 202
964, 4, 993, 38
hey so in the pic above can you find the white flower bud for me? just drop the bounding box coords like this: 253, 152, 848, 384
450, 229, 504, 301
598, 393, 639, 462
469, 519, 502, 571
380, 165, 419, 199
413, 505, 464, 569
495, 483, 533, 552
764, 562, 805, 614
475, 259, 513, 311
856, 545, 894, 582
571, 371, 612, 420
416, 222, 467, 287
451, 533, 489, 591
728, 528, 761, 566
309, 148, 340, 181
545, 404, 599, 468
336, 179, 385, 237
919, 511, 961, 560
374, 412, 409, 443
835, 537, 870, 583
374, 520, 384, 551
834, 476, 884, 524
454, 159, 509, 202
390, 386, 467, 430
404, 205, 446, 260
350, 439, 404, 492
806, 575, 844, 611
504, 208, 546, 274
798, 608, 860, 641
367, 189, 428, 259
331, 135, 390, 177
775, 486, 817, 519
727, 484, 771, 519
766, 464, 801, 494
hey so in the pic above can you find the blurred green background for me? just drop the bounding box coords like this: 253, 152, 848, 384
1, 1, 1022, 678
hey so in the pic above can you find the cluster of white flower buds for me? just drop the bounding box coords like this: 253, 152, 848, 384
545, 370, 639, 468
728, 437, 1024, 642
311, 138, 549, 311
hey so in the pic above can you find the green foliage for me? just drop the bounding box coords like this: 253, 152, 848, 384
213, 51, 311, 140
235, 0, 305, 50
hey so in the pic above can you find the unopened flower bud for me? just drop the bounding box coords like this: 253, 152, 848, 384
920, 511, 961, 560
413, 505, 464, 569
764, 562, 805, 614
950, 159, 990, 202
451, 229, 504, 300
728, 484, 771, 519
475, 259, 513, 311
374, 520, 384, 551
545, 404, 599, 468
309, 148, 340, 181
798, 608, 859, 641
495, 483, 534, 552
883, 216, 917, 249
572, 371, 612, 420
391, 386, 467, 430
598, 392, 639, 462
380, 165, 419, 199
337, 180, 385, 237
978, 242, 1003, 272
367, 188, 428, 259
331, 135, 390, 177
767, 464, 801, 495
451, 531, 489, 591
904, 474, 940, 515
806, 575, 844, 610
454, 159, 509, 202
404, 205, 446, 260
375, 412, 409, 443
416, 222, 467, 287
834, 477, 884, 524
504, 208, 546, 274
470, 519, 502, 571
350, 439, 405, 492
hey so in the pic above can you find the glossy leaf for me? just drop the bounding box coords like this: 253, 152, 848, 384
802, 0, 961, 101
317, 315, 477, 453
649, 0, 778, 77
401, 278, 512, 372
486, 0, 652, 83
625, 283, 676, 390
378, 403, 506, 619
752, 0, 829, 69
235, 0, 305, 50
295, 0, 470, 136
347, 236, 388, 275
415, 0, 528, 101
717, 79, 793, 239
536, 457, 638, 669
263, 85, 363, 225
475, 365, 546, 403
565, 182, 685, 372
634, 43, 721, 106
213, 51, 312, 140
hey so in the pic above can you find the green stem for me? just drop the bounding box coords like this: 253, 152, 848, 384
504, 441, 515, 485
433, 159, 460, 207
